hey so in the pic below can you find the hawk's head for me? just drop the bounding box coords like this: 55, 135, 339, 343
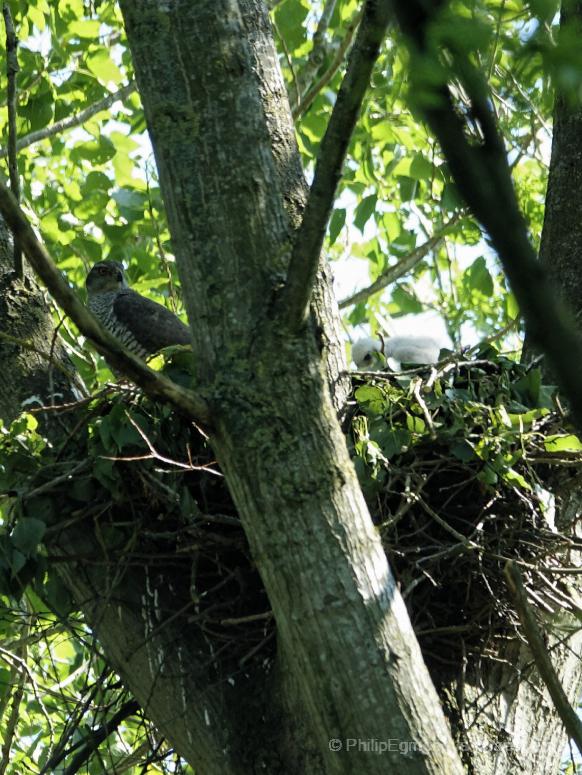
86, 261, 127, 295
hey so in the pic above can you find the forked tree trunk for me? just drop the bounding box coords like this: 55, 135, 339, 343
0, 1, 580, 773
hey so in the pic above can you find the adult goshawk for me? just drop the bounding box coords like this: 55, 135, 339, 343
86, 261, 191, 359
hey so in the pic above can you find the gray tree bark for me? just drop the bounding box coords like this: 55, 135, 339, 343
117, 1, 463, 773
0, 224, 78, 424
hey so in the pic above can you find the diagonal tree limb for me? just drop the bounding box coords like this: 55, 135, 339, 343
339, 215, 460, 308
0, 81, 137, 160
0, 181, 211, 424
504, 561, 582, 753
281, 0, 392, 331
62, 700, 140, 775
390, 0, 582, 433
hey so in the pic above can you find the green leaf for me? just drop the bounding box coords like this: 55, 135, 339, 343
372, 426, 411, 459
406, 414, 426, 434
527, 0, 560, 22
354, 195, 377, 233
273, 0, 309, 50
451, 440, 475, 462
355, 385, 386, 415
112, 188, 147, 221
478, 465, 498, 486
69, 19, 101, 38
12, 517, 46, 556
409, 153, 433, 180
544, 434, 582, 453
21, 83, 54, 131
42, 573, 74, 617
467, 257, 494, 296
390, 286, 423, 314
502, 468, 531, 490
71, 135, 116, 164
329, 208, 346, 245
398, 176, 417, 201
86, 49, 123, 86
82, 171, 112, 193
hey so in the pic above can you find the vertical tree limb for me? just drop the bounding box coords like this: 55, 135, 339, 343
2, 2, 21, 278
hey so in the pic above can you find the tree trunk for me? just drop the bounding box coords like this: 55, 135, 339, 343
0, 222, 79, 424
118, 1, 463, 773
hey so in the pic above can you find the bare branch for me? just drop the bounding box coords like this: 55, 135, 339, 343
2, 3, 21, 278
504, 561, 582, 753
281, 0, 392, 331
0, 81, 137, 160
56, 700, 139, 775
0, 181, 211, 424
390, 0, 582, 433
339, 216, 460, 308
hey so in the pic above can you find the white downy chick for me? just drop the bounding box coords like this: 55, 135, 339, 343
352, 334, 442, 370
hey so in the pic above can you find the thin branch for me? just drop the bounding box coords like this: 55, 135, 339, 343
0, 81, 137, 160
390, 0, 582, 434
339, 216, 459, 308
281, 0, 392, 331
504, 561, 582, 753
293, 7, 363, 121
2, 3, 21, 278
0, 181, 211, 424
0, 630, 27, 775
103, 411, 221, 475
272, 16, 301, 113
145, 166, 177, 312
59, 700, 139, 775
289, 0, 338, 107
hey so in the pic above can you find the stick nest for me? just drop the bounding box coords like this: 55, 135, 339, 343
349, 349, 582, 677
1, 350, 580, 680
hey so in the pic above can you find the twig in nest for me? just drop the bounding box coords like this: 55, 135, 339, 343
221, 611, 273, 626
101, 411, 222, 476
412, 378, 437, 440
